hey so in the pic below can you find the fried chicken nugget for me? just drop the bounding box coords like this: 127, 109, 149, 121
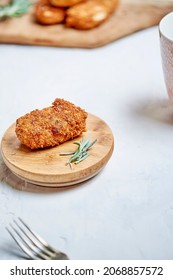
66, 0, 119, 30
35, 0, 66, 25
49, 0, 85, 8
15, 99, 87, 150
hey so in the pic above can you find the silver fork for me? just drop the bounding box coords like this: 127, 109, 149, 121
6, 217, 69, 260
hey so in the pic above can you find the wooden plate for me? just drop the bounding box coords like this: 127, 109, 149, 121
0, 1, 173, 49
0, 114, 114, 188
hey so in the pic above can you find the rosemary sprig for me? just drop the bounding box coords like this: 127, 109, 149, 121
0, 0, 31, 19
59, 136, 97, 169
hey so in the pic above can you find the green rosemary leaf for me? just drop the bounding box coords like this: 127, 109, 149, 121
0, 0, 31, 19
69, 149, 80, 163
60, 136, 97, 168
75, 151, 86, 162
59, 151, 74, 156
81, 137, 91, 151
75, 152, 90, 164
87, 139, 97, 149
73, 142, 81, 146
65, 161, 73, 170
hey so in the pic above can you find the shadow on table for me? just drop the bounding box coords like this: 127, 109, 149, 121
0, 242, 28, 260
0, 155, 67, 193
133, 98, 173, 126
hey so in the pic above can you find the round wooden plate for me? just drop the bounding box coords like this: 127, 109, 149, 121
0, 113, 114, 188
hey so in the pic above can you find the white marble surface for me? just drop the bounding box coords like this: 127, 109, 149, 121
1, 26, 173, 260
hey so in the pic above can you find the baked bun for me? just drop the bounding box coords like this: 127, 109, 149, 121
66, 0, 119, 30
49, 0, 85, 7
35, 1, 65, 25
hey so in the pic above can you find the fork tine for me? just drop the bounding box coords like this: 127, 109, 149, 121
6, 218, 68, 260
5, 226, 42, 260
16, 218, 60, 257
11, 222, 50, 259
18, 217, 55, 252
18, 217, 47, 246
6, 221, 53, 260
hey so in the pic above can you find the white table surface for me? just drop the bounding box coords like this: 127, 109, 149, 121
1, 26, 173, 260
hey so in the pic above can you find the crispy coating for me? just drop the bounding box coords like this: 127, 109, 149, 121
35, 1, 66, 25
49, 0, 85, 7
66, 0, 119, 30
15, 99, 87, 150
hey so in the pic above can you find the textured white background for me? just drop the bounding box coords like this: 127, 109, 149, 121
1, 25, 173, 260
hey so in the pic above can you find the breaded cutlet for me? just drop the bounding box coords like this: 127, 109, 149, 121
15, 98, 87, 149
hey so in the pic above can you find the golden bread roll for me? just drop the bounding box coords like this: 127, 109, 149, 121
35, 2, 66, 25
15, 99, 87, 150
66, 0, 119, 30
49, 0, 85, 7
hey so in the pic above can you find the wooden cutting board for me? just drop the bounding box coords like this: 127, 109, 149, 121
0, 0, 173, 48
0, 113, 114, 188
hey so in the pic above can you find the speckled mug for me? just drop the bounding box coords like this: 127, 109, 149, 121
159, 12, 173, 103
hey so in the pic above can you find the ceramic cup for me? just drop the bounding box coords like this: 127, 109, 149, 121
159, 12, 173, 103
